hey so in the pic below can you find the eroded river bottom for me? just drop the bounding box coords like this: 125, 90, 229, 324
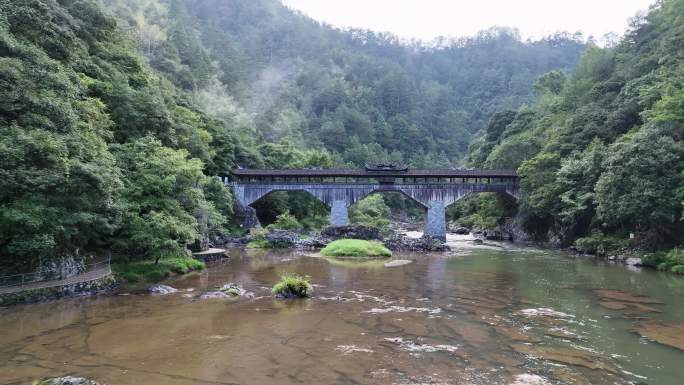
1, 238, 684, 385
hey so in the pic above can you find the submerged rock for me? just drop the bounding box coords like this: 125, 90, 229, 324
384, 259, 413, 268
148, 284, 178, 295
636, 322, 684, 351
510, 344, 617, 373
599, 301, 661, 313
36, 377, 100, 385
508, 374, 552, 385
199, 291, 230, 299
594, 289, 663, 304
625, 257, 643, 266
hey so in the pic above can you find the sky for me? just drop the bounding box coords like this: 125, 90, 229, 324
281, 0, 656, 42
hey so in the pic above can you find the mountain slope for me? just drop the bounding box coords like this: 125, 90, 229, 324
105, 0, 586, 165
465, 0, 683, 249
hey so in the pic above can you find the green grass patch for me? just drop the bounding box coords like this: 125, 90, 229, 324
113, 256, 205, 282
272, 274, 313, 298
320, 239, 392, 258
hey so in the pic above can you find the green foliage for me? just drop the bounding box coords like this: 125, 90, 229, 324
465, 0, 684, 247
448, 193, 512, 230
0, 0, 242, 271
246, 239, 286, 249
320, 239, 392, 258
642, 248, 684, 274
300, 215, 329, 230
271, 274, 313, 298
113, 256, 205, 282
267, 211, 302, 231
112, 137, 226, 259
574, 232, 630, 255
349, 195, 391, 231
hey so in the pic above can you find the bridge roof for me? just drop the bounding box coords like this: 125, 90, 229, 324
230, 168, 518, 178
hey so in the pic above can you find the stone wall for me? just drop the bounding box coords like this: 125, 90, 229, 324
0, 275, 117, 306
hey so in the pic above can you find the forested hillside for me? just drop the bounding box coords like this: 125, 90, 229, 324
0, 0, 587, 271
104, 0, 586, 165
464, 0, 683, 257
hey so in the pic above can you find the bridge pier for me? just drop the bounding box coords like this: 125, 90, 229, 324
425, 200, 446, 240
330, 200, 349, 226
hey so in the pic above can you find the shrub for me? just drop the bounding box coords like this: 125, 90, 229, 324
349, 195, 391, 231
246, 238, 291, 249
640, 248, 684, 274
114, 256, 205, 282
272, 274, 313, 298
320, 239, 392, 257
300, 215, 329, 230
267, 211, 302, 231
250, 227, 268, 240
574, 231, 629, 255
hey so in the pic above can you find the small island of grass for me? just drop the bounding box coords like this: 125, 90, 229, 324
320, 239, 392, 258
272, 274, 313, 298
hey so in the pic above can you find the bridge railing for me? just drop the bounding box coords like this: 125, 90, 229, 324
0, 257, 111, 290
228, 179, 519, 185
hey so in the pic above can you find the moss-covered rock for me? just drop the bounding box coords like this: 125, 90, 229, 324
34, 376, 100, 385
320, 239, 392, 257
272, 274, 313, 298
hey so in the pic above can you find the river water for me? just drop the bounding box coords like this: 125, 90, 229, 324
1, 236, 683, 385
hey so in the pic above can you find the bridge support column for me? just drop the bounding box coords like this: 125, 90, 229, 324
330, 200, 349, 226
425, 200, 446, 240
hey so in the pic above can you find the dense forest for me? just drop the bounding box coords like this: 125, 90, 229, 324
463, 0, 683, 262
0, 0, 680, 273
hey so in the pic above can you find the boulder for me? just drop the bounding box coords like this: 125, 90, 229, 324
234, 204, 260, 229
473, 238, 484, 245
384, 259, 413, 268
296, 237, 328, 249
484, 230, 504, 240
321, 224, 382, 240
200, 291, 230, 299
625, 257, 642, 266
453, 227, 470, 235
219, 283, 254, 298
383, 234, 450, 252
148, 284, 178, 295
37, 377, 100, 385
264, 230, 298, 247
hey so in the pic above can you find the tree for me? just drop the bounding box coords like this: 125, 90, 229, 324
112, 137, 223, 261
595, 125, 682, 232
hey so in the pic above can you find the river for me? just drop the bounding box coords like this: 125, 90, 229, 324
1, 236, 683, 385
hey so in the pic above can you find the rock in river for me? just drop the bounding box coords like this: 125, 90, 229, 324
200, 291, 230, 299
594, 289, 663, 304
510, 344, 617, 373
36, 377, 100, 385
636, 322, 684, 351
148, 284, 178, 295
625, 257, 642, 266
384, 259, 413, 268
